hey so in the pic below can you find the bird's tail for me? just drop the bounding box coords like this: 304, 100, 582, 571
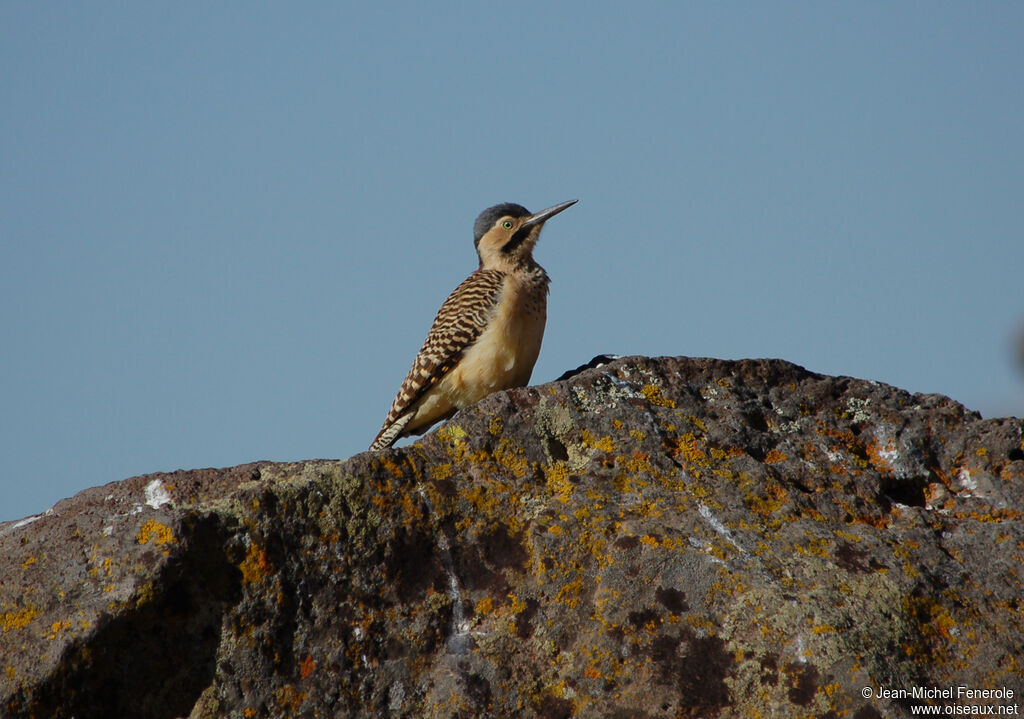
369, 413, 413, 451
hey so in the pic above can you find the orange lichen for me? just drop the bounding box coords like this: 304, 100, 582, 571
136, 520, 177, 547
299, 654, 316, 679
747, 482, 788, 516
903, 594, 958, 662
240, 543, 273, 584
274, 684, 308, 712
865, 437, 897, 474
377, 455, 406, 479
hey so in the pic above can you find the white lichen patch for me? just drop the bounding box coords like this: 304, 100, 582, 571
688, 535, 726, 565
12, 514, 42, 529
698, 502, 746, 555
955, 467, 976, 495
824, 449, 844, 464
144, 479, 172, 509
599, 372, 645, 402
777, 418, 803, 434
845, 397, 872, 424
0, 508, 54, 538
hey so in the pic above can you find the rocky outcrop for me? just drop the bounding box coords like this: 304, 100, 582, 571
2, 356, 1023, 719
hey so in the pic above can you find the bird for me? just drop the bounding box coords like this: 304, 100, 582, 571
369, 199, 577, 451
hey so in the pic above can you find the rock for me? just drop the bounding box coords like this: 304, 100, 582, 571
2, 355, 1023, 719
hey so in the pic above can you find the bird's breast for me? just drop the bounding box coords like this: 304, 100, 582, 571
441, 274, 548, 407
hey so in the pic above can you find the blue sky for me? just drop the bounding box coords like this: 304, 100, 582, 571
3, 3, 1022, 522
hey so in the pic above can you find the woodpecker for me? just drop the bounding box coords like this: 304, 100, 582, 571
369, 199, 577, 451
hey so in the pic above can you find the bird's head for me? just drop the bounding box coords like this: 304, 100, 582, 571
473, 199, 577, 270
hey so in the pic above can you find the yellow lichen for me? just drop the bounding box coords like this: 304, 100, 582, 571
674, 433, 709, 467
833, 529, 863, 543
793, 535, 831, 557
48, 619, 71, 640
640, 384, 676, 408
823, 682, 842, 698
429, 463, 452, 480
581, 430, 615, 453
683, 415, 707, 432
544, 462, 574, 504
438, 424, 467, 441
763, 449, 787, 464
475, 597, 494, 615
492, 438, 529, 478
507, 592, 527, 614
1, 606, 38, 632
555, 578, 584, 608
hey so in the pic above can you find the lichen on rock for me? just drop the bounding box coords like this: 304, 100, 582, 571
2, 356, 1022, 718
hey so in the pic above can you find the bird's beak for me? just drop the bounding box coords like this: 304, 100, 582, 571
521, 199, 578, 229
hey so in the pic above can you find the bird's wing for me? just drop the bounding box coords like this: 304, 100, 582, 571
370, 269, 505, 449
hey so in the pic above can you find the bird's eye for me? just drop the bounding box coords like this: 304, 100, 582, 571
502, 220, 514, 229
